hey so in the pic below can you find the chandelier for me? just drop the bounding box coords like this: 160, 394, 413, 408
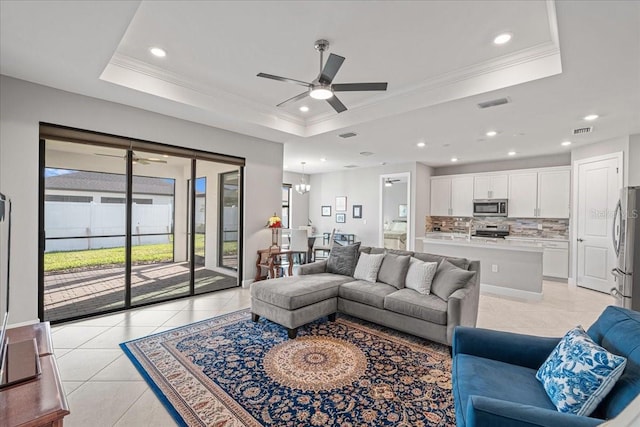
295, 161, 311, 195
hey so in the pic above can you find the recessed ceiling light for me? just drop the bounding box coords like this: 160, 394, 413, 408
486, 130, 498, 137
320, 157, 326, 162
508, 151, 516, 156
584, 114, 599, 121
162, 154, 169, 158
493, 33, 512, 45
360, 151, 374, 157
149, 47, 166, 58
417, 142, 426, 148
299, 106, 309, 112
451, 157, 458, 162
380, 162, 387, 166
561, 141, 572, 146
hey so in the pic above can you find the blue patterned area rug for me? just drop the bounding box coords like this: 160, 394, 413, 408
120, 309, 455, 426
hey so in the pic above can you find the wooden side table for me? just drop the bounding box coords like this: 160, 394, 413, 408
255, 248, 303, 281
1, 322, 70, 427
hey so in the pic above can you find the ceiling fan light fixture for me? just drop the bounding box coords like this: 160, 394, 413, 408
309, 87, 333, 100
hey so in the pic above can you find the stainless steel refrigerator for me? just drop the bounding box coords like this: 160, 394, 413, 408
611, 186, 640, 311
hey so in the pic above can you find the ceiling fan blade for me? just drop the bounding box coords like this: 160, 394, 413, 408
332, 82, 388, 92
95, 153, 124, 159
276, 91, 310, 108
319, 53, 345, 84
327, 95, 347, 113
257, 73, 311, 88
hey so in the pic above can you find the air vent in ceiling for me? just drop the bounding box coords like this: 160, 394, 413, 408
339, 132, 358, 139
573, 127, 593, 135
477, 97, 510, 109
344, 164, 358, 168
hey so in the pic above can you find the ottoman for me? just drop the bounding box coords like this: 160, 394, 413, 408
250, 273, 352, 338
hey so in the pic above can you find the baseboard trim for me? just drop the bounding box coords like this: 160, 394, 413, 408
480, 283, 543, 301
8, 319, 41, 329
242, 279, 254, 288
567, 277, 577, 288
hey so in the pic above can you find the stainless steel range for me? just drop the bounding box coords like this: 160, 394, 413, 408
473, 224, 510, 239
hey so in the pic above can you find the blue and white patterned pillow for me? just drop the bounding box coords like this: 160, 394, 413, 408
536, 326, 627, 416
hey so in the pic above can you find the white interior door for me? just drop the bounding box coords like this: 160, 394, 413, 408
576, 157, 621, 293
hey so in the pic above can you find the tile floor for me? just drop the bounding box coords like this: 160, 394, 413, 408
51, 281, 614, 426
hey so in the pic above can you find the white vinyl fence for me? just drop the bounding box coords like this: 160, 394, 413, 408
45, 202, 173, 252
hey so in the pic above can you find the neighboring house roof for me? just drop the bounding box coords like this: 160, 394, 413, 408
45, 171, 174, 195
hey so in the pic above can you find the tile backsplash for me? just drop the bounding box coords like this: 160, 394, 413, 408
426, 216, 569, 239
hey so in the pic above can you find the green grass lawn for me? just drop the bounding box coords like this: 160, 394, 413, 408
45, 239, 238, 272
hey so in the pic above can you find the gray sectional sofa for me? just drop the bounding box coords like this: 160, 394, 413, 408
251, 246, 480, 346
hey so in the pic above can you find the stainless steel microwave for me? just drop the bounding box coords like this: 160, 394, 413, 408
473, 199, 508, 217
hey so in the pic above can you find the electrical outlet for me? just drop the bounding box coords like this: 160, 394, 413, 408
363, 219, 367, 225
491, 264, 499, 273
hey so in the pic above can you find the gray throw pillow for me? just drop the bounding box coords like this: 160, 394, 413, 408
353, 252, 385, 283
430, 259, 476, 301
326, 242, 361, 276
413, 252, 469, 270
405, 257, 438, 295
385, 249, 415, 257
377, 253, 411, 289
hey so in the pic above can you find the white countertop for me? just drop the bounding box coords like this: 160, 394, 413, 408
504, 236, 570, 242
421, 235, 544, 253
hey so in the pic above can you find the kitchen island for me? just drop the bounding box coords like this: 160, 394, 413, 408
421, 235, 544, 300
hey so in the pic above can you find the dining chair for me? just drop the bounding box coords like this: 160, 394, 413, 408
289, 229, 309, 264
313, 228, 335, 260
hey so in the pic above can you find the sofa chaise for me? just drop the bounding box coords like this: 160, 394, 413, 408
250, 245, 480, 345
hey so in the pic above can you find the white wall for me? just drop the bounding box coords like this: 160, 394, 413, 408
415, 163, 433, 242
383, 181, 407, 226
571, 136, 630, 186
283, 171, 310, 229
0, 75, 283, 325
433, 153, 571, 176
308, 163, 423, 248
628, 134, 640, 187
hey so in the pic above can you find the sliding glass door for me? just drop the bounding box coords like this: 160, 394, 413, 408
219, 171, 239, 270
40, 130, 243, 323
43, 141, 128, 321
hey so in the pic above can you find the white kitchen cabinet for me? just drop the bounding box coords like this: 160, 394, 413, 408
538, 169, 571, 218
430, 178, 452, 216
505, 237, 569, 279
432, 167, 570, 219
474, 174, 508, 199
451, 176, 474, 216
508, 168, 570, 219
541, 241, 569, 278
508, 172, 538, 217
430, 176, 473, 216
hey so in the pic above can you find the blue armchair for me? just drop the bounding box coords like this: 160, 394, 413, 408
452, 306, 640, 427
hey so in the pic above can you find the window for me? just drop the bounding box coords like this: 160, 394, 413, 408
282, 185, 291, 229
45, 195, 93, 203
101, 197, 153, 205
